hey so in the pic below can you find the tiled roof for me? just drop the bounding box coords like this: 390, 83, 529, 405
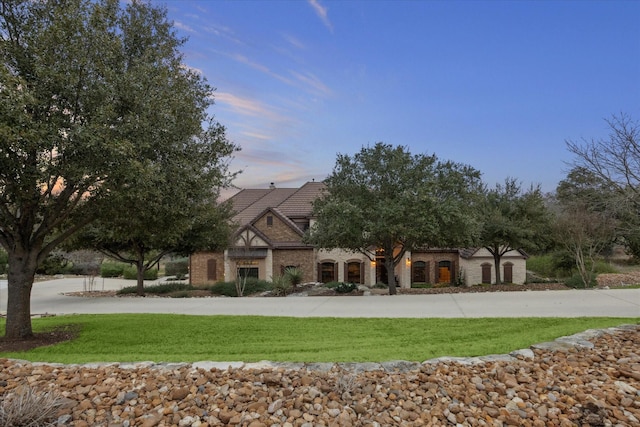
230, 188, 298, 225
277, 181, 326, 218
230, 182, 326, 225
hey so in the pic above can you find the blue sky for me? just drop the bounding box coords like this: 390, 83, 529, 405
156, 0, 639, 194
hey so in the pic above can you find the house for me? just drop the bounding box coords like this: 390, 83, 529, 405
189, 182, 528, 287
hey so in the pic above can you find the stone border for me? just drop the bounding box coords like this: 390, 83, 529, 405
17, 324, 637, 375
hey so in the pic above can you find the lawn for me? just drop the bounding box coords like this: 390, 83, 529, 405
0, 315, 637, 364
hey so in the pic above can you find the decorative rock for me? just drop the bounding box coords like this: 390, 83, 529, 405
170, 387, 190, 401
0, 326, 636, 427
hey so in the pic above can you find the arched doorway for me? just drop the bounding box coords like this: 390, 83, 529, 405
437, 260, 451, 284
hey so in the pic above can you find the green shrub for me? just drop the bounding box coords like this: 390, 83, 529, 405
69, 262, 100, 276
283, 267, 304, 288
100, 262, 126, 278
527, 253, 573, 278
36, 252, 70, 275
324, 281, 341, 289
209, 278, 271, 297
411, 283, 433, 289
271, 275, 292, 296
593, 260, 618, 274
208, 281, 237, 296
171, 291, 191, 298
373, 282, 388, 289
165, 258, 188, 278
117, 282, 194, 295
335, 282, 358, 293
123, 266, 158, 280
564, 273, 597, 289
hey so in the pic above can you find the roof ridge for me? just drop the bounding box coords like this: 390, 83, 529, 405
275, 182, 310, 208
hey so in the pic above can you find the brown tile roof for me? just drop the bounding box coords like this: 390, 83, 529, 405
230, 182, 326, 225
230, 188, 298, 225
277, 181, 326, 218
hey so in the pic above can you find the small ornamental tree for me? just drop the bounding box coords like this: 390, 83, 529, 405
478, 178, 552, 284
306, 143, 483, 295
554, 168, 618, 287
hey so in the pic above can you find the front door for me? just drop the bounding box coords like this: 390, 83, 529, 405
438, 260, 451, 283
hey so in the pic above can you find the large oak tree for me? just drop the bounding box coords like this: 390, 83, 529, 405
0, 0, 236, 338
306, 143, 483, 295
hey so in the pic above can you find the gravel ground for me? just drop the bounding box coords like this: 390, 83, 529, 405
1, 325, 638, 426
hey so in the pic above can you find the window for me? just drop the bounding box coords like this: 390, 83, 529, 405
266, 215, 273, 227
237, 267, 259, 280
412, 261, 427, 283
319, 262, 336, 283
481, 263, 492, 284
207, 259, 217, 281
503, 262, 513, 283
346, 261, 362, 284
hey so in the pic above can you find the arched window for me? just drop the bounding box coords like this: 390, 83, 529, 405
345, 261, 363, 284
481, 263, 492, 284
503, 262, 513, 283
412, 261, 427, 283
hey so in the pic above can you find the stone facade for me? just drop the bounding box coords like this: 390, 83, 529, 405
272, 249, 315, 283
189, 183, 528, 287
189, 252, 225, 285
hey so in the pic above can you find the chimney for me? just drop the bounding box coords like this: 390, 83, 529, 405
269, 182, 275, 189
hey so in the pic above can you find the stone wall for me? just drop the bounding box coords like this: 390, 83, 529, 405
189, 252, 225, 285
272, 249, 315, 283
255, 212, 302, 243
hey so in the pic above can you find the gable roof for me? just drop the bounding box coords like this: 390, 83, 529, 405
230, 188, 298, 225
229, 182, 326, 226
277, 181, 326, 218
459, 247, 529, 259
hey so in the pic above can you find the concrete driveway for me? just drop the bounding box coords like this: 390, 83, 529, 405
1, 277, 639, 318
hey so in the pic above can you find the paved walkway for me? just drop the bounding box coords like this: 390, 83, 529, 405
1, 277, 637, 318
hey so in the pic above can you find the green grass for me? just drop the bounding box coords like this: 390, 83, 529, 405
1, 315, 637, 364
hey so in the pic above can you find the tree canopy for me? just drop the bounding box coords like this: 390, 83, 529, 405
0, 0, 237, 338
67, 119, 237, 295
478, 179, 551, 284
565, 113, 640, 258
306, 142, 483, 294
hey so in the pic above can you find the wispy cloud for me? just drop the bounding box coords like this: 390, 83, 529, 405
240, 130, 272, 140
282, 33, 306, 50
214, 92, 287, 123
174, 21, 195, 33
231, 53, 294, 86
203, 23, 245, 46
290, 71, 333, 97
308, 0, 333, 33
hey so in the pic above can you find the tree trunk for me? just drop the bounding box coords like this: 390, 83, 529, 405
5, 248, 39, 339
385, 252, 397, 295
136, 257, 145, 296
493, 250, 502, 285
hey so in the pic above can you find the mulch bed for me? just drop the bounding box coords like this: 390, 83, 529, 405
0, 325, 80, 353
